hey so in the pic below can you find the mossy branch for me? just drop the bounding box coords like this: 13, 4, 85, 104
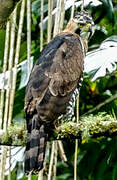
56, 113, 117, 140
0, 113, 117, 146
0, 124, 27, 146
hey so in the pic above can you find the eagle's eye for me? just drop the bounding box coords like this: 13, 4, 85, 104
86, 23, 91, 28
78, 23, 83, 28
82, 23, 92, 32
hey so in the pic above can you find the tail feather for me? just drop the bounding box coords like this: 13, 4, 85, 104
25, 115, 47, 174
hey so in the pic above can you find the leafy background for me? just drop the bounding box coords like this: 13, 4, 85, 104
0, 0, 117, 179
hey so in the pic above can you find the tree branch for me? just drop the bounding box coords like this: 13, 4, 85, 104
0, 113, 117, 146
83, 93, 117, 116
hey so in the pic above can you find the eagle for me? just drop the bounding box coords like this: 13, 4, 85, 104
25, 10, 94, 174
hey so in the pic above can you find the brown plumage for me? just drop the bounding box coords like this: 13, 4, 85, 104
25, 10, 94, 174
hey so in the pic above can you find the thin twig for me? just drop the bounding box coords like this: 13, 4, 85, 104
74, 95, 79, 180
83, 93, 117, 116
38, 1, 45, 178
40, 0, 44, 51
27, 0, 31, 76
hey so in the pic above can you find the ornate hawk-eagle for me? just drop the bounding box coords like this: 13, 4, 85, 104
25, 10, 94, 174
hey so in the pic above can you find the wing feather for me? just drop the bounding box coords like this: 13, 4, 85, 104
25, 32, 84, 112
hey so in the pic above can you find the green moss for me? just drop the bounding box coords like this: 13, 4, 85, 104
56, 112, 117, 142
0, 123, 26, 146
56, 121, 80, 139
0, 113, 117, 146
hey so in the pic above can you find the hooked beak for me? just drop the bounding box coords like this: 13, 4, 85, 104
89, 25, 95, 37
83, 23, 95, 39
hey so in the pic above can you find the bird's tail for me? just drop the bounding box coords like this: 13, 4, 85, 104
25, 115, 47, 174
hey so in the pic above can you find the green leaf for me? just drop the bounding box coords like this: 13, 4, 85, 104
112, 163, 117, 180
56, 173, 72, 180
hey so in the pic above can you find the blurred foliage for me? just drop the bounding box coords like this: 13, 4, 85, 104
80, 74, 117, 116
0, 0, 117, 179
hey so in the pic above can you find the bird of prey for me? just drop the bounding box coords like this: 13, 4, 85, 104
24, 10, 94, 174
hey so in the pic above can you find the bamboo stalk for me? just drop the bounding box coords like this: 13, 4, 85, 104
49, 1, 62, 178
74, 139, 78, 180
58, 140, 67, 162
0, 8, 17, 180
7, 3, 26, 178
8, 71, 16, 126
71, 0, 75, 19
38, 169, 44, 180
0, 21, 10, 129
51, 2, 66, 178
8, 147, 11, 180
47, 0, 53, 43
8, 0, 25, 126
0, 146, 8, 180
55, 0, 67, 164
54, 0, 65, 34
47, 0, 61, 178
0, 2, 25, 179
40, 0, 44, 51
38, 1, 45, 178
3, 6, 17, 131
59, 0, 65, 31
74, 96, 79, 180
8, 0, 26, 127
27, 0, 31, 76
28, 172, 32, 180
38, 144, 48, 179
53, 142, 58, 180
81, 0, 84, 11
48, 142, 55, 180
53, 0, 61, 36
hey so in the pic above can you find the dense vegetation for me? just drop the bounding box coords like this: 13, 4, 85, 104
0, 0, 117, 179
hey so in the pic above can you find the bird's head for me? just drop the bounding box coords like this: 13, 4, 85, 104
73, 10, 95, 40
